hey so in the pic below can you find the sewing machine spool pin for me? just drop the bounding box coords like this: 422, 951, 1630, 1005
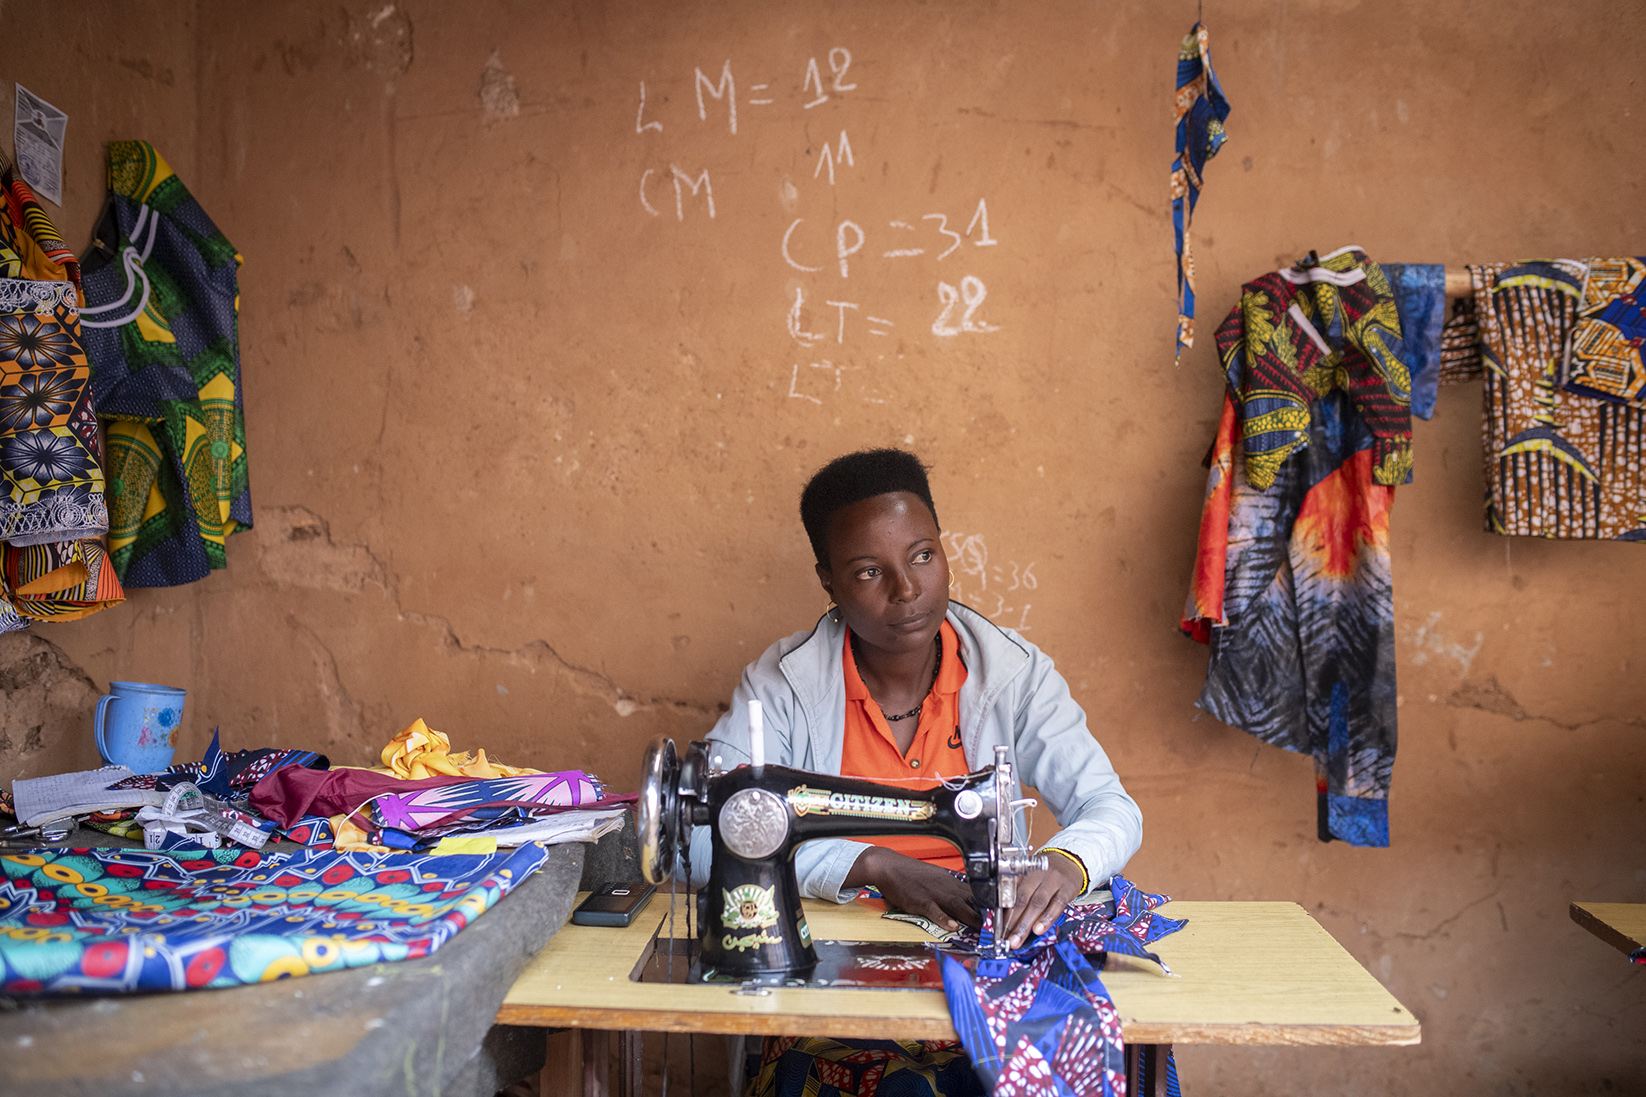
638, 733, 1051, 979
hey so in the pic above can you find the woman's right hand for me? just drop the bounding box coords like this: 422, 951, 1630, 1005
844, 846, 981, 931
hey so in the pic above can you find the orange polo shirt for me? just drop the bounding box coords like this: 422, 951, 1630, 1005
839, 620, 969, 870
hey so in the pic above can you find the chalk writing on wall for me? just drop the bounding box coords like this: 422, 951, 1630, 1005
629, 49, 1004, 407
943, 531, 1035, 633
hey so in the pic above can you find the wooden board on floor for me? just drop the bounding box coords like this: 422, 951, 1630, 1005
499, 895, 1420, 1046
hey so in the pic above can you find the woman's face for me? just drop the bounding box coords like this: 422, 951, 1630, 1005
816, 491, 949, 657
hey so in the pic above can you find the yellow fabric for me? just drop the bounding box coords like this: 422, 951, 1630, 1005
431, 836, 498, 856
374, 717, 543, 780
329, 813, 390, 854
108, 140, 177, 205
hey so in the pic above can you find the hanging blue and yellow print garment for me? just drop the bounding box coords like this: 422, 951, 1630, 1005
79, 141, 251, 587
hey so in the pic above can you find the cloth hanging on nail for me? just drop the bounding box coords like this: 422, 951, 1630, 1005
1471, 261, 1646, 540
0, 843, 550, 996
0, 167, 122, 628
1184, 251, 1408, 845
1382, 264, 1446, 420
940, 876, 1185, 1097
1171, 20, 1230, 360
1217, 246, 1413, 491
1561, 257, 1646, 407
0, 163, 79, 291
79, 141, 251, 587
1437, 296, 1484, 385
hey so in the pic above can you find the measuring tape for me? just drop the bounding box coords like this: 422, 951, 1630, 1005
137, 782, 269, 851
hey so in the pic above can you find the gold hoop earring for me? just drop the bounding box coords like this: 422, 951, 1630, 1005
825, 600, 839, 622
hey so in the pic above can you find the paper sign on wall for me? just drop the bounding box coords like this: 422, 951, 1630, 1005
13, 84, 66, 205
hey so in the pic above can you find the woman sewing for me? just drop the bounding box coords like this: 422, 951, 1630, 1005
692, 448, 1143, 1097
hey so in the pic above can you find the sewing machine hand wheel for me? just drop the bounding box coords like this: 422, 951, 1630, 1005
638, 737, 682, 885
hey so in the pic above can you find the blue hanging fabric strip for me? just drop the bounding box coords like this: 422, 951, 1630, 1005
1172, 21, 1231, 362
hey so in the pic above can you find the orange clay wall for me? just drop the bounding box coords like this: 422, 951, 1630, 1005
3, 1, 1643, 1091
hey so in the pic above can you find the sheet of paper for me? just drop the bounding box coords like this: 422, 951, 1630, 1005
13, 83, 66, 205
483, 807, 628, 847
12, 766, 162, 827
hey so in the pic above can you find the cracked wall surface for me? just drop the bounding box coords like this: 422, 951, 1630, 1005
4, 2, 1646, 1093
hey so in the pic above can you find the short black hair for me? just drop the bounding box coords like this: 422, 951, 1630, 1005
799, 448, 939, 565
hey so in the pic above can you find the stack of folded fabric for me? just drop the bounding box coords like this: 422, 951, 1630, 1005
248, 718, 631, 855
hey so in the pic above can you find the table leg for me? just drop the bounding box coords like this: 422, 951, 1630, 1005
582, 1030, 612, 1097
542, 1030, 580, 1097
618, 1030, 642, 1097
542, 1029, 616, 1097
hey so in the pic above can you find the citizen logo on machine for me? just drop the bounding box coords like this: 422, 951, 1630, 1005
786, 784, 935, 821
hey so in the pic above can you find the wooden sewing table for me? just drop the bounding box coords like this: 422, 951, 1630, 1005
1569, 902, 1646, 959
498, 895, 1420, 1096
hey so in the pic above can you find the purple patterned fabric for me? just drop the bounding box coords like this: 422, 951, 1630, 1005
369, 771, 603, 831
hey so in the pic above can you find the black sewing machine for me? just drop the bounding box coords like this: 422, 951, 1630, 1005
637, 730, 1046, 983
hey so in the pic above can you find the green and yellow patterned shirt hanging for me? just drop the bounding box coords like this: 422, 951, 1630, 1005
80, 141, 252, 587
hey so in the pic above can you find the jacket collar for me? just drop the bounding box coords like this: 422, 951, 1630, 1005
776, 602, 1031, 761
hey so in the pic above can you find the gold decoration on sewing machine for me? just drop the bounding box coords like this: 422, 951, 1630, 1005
722, 883, 780, 929
786, 784, 936, 821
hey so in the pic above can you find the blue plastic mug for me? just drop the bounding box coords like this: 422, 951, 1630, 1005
94, 682, 187, 774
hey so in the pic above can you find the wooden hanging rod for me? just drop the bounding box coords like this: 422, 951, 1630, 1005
1443, 268, 1472, 298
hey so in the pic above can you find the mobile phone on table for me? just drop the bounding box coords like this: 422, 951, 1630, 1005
571, 881, 656, 926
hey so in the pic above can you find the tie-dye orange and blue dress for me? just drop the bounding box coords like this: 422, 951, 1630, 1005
1182, 246, 1411, 847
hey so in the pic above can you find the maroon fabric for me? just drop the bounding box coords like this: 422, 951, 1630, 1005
248, 766, 472, 827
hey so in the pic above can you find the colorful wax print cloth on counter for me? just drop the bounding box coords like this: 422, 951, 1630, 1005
377, 717, 543, 780
1217, 246, 1413, 491
1383, 264, 1445, 420
78, 141, 251, 587
940, 876, 1185, 1097
1471, 261, 1646, 540
1562, 257, 1646, 406
1171, 20, 1230, 359
1184, 355, 1400, 843
0, 842, 549, 996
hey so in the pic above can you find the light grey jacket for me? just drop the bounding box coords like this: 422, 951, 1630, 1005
687, 602, 1142, 903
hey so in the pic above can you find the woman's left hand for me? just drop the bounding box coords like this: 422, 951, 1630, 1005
1002, 852, 1085, 949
